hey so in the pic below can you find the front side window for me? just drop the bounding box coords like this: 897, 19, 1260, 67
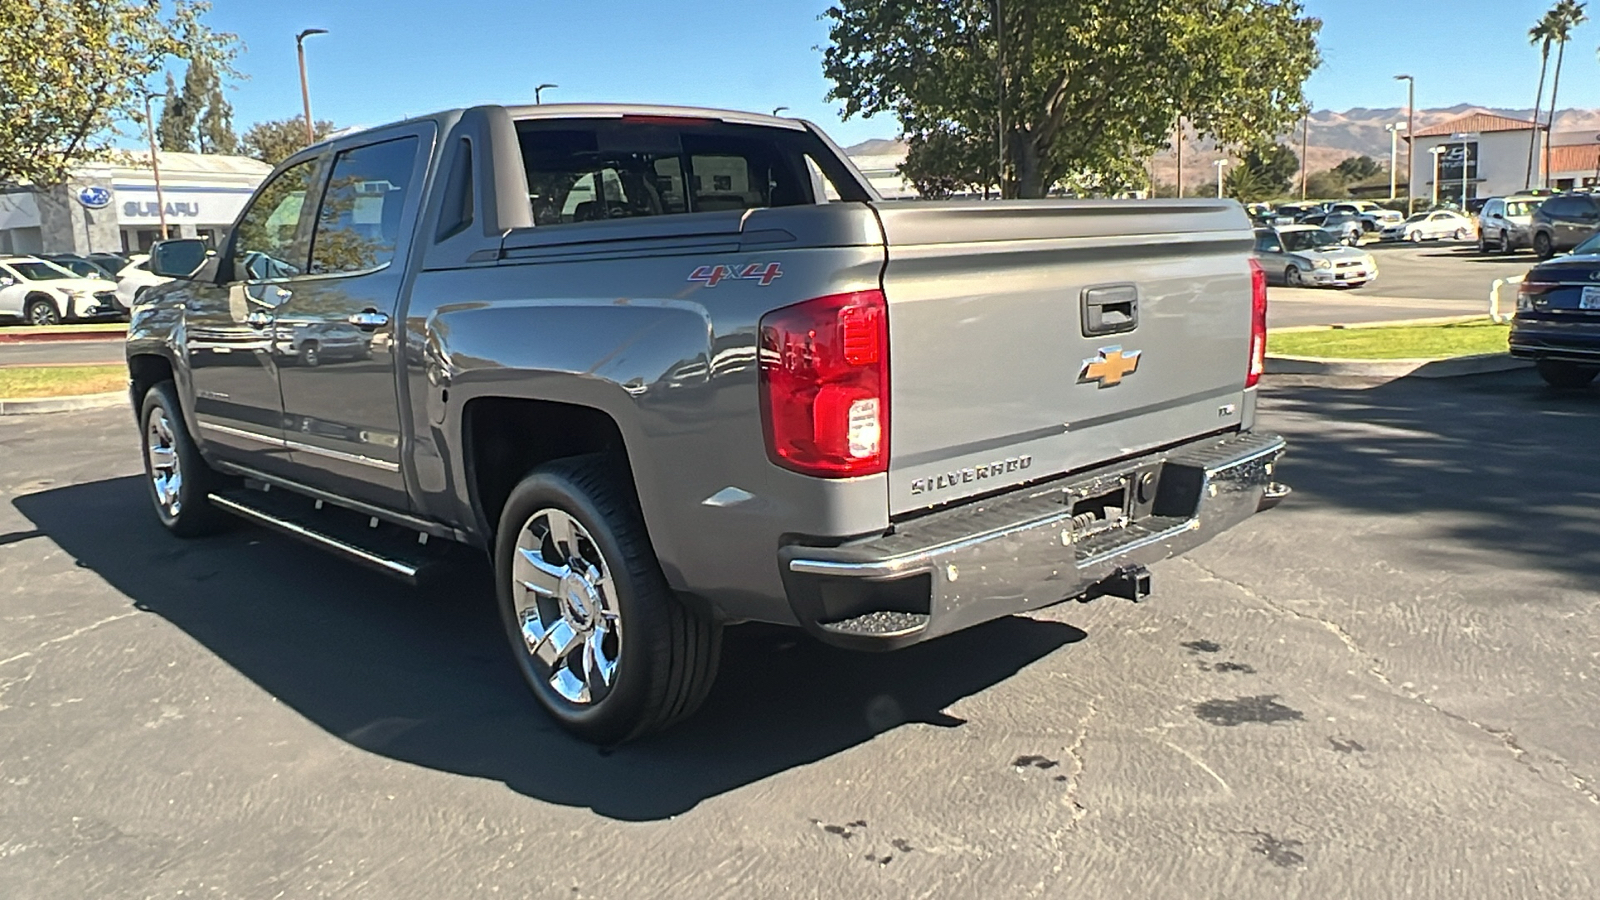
309, 136, 421, 275
517, 119, 868, 226
9, 260, 75, 280
232, 157, 320, 282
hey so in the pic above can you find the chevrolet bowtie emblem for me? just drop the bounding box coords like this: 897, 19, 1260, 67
1079, 346, 1141, 387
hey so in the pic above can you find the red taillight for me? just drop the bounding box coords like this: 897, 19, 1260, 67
759, 290, 889, 477
1247, 258, 1268, 388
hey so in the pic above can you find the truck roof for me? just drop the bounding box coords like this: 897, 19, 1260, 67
303, 103, 809, 154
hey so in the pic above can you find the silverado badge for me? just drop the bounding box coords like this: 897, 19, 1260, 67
1079, 346, 1141, 388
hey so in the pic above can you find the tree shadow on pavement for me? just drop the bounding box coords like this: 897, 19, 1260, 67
1261, 369, 1600, 584
14, 478, 1084, 821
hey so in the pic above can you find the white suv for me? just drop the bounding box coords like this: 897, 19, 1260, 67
0, 256, 123, 326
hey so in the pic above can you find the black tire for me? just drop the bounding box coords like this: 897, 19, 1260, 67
1453, 227, 1467, 241
494, 456, 721, 745
1536, 360, 1599, 389
1477, 232, 1488, 254
1284, 266, 1303, 287
138, 381, 231, 537
1534, 231, 1555, 259
25, 296, 60, 326
1498, 231, 1511, 254
301, 342, 320, 367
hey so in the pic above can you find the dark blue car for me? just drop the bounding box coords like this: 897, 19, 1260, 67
1511, 232, 1600, 388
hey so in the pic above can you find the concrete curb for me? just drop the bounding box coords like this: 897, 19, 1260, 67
0, 391, 127, 416
0, 326, 127, 344
1271, 315, 1493, 334
1265, 352, 1531, 379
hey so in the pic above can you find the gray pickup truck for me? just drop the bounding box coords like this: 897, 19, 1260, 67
128, 103, 1286, 744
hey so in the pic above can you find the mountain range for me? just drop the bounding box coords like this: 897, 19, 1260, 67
844, 106, 1600, 185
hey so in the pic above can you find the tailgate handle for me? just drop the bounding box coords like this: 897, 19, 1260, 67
1081, 284, 1139, 337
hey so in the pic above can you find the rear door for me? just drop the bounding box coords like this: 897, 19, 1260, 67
271, 126, 431, 510
876, 200, 1254, 516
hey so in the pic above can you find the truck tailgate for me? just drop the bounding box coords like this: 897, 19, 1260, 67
875, 199, 1255, 517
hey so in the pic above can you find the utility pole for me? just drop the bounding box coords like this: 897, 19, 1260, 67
536, 83, 558, 104
1385, 123, 1403, 200
1299, 110, 1310, 200
1215, 159, 1228, 198
1175, 118, 1183, 198
1395, 74, 1415, 211
1429, 145, 1447, 208
141, 91, 169, 241
297, 28, 328, 144
994, 0, 1005, 198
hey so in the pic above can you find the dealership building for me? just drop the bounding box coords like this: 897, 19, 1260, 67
1406, 112, 1600, 205
0, 150, 272, 257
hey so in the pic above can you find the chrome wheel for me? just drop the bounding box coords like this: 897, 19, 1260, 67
512, 508, 621, 705
26, 299, 59, 326
145, 407, 183, 518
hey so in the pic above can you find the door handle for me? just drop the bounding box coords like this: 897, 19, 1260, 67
1081, 284, 1139, 338
245, 310, 272, 328
273, 287, 293, 303
347, 309, 390, 330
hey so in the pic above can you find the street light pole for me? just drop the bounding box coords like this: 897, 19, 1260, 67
296, 28, 328, 144
1214, 159, 1228, 198
771, 106, 790, 117
141, 91, 169, 241
535, 83, 558, 104
1385, 123, 1403, 201
1395, 74, 1415, 211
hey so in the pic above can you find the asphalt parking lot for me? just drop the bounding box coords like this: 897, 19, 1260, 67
1267, 240, 1534, 328
2, 372, 1597, 898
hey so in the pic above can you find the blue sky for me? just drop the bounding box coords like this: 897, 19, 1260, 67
203, 0, 1600, 147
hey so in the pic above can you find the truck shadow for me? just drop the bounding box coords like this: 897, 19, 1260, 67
13, 477, 1084, 822
1261, 369, 1600, 584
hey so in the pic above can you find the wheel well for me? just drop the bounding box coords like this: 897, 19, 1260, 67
463, 397, 632, 539
24, 292, 55, 309
128, 354, 174, 406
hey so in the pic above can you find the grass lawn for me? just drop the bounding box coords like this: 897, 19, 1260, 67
1269, 319, 1510, 360
0, 365, 126, 399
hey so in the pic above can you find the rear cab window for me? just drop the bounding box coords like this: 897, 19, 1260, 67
514, 117, 868, 227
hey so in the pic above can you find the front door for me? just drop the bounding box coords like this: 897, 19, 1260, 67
272, 129, 430, 510
185, 155, 322, 473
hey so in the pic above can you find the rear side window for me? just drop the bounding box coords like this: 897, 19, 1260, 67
1544, 197, 1579, 217
516, 119, 868, 226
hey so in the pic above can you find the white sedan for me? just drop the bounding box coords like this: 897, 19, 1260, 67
1379, 210, 1477, 243
0, 256, 123, 325
114, 254, 174, 309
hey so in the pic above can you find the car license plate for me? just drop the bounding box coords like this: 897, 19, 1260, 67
1582, 286, 1600, 310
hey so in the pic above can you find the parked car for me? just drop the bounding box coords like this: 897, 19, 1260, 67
1359, 208, 1405, 233
1300, 211, 1365, 245
1476, 194, 1546, 254
1529, 192, 1600, 259
1253, 225, 1378, 287
1328, 201, 1384, 217
1379, 209, 1475, 243
126, 102, 1287, 745
42, 253, 118, 280
114, 253, 173, 309
0, 256, 122, 325
1272, 203, 1313, 224
1510, 231, 1600, 387
87, 252, 131, 273
274, 319, 373, 366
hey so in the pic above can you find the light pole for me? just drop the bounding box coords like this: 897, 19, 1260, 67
771, 106, 790, 117
535, 83, 557, 104
141, 91, 170, 241
1395, 74, 1415, 211
297, 28, 328, 144
1214, 159, 1229, 198
1385, 123, 1404, 201
1453, 132, 1473, 209
1429, 145, 1447, 209
1174, 117, 1184, 198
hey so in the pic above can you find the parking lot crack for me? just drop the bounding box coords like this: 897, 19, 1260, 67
1060, 699, 1097, 825
1184, 559, 1600, 809
0, 611, 140, 669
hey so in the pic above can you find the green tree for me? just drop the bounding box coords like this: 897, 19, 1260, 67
1232, 143, 1300, 198
0, 0, 238, 186
901, 125, 997, 197
1333, 155, 1381, 181
1527, 10, 1558, 188
199, 79, 237, 154
240, 116, 336, 166
1304, 169, 1348, 199
822, 0, 1320, 199
156, 71, 196, 152
1542, 0, 1587, 185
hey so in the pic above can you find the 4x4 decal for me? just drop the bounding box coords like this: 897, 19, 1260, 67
688, 263, 783, 287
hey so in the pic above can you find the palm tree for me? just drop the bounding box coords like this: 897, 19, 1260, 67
1544, 0, 1589, 187
1526, 11, 1559, 189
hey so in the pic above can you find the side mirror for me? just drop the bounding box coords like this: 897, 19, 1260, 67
0, 276, 13, 288
149, 239, 209, 279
